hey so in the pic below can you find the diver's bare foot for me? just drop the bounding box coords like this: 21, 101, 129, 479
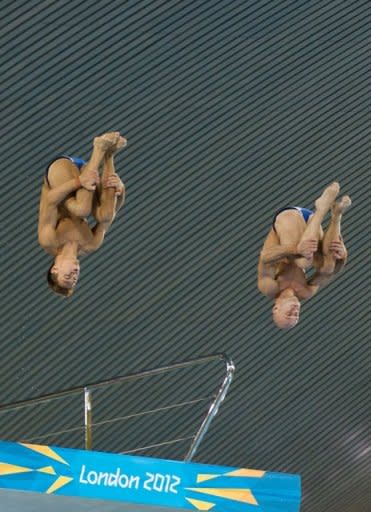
94, 132, 122, 152
109, 135, 127, 154
315, 182, 340, 213
332, 195, 352, 215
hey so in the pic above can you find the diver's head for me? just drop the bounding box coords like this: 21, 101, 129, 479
47, 255, 80, 297
272, 292, 301, 330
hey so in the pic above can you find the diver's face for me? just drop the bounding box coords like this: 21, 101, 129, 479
53, 258, 80, 289
272, 296, 301, 329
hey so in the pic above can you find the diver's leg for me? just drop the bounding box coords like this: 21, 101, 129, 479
93, 135, 127, 221
295, 182, 340, 268
274, 182, 340, 248
274, 210, 306, 246
319, 195, 351, 274
47, 134, 118, 217
301, 182, 340, 240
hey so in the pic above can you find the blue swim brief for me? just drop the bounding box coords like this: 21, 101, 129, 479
45, 155, 87, 187
273, 206, 313, 231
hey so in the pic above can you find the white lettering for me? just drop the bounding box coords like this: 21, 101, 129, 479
143, 472, 181, 494
130, 475, 140, 489
119, 473, 129, 488
169, 475, 181, 494
79, 464, 88, 484
108, 468, 120, 487
97, 472, 109, 486
79, 465, 141, 489
143, 472, 154, 491
153, 473, 165, 492
87, 470, 98, 485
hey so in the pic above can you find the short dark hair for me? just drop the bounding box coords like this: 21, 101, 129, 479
47, 264, 74, 297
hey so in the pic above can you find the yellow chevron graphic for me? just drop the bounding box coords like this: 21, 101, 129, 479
20, 444, 69, 465
46, 475, 73, 494
37, 466, 56, 475
186, 498, 215, 510
0, 463, 32, 476
186, 487, 258, 505
226, 468, 266, 478
197, 474, 220, 483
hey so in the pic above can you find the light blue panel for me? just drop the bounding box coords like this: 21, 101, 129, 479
0, 440, 301, 512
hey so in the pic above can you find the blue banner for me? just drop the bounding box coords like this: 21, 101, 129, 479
0, 440, 301, 511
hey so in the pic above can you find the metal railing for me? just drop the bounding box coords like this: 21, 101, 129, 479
0, 353, 235, 461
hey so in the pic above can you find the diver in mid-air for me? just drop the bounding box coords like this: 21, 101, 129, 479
257, 182, 351, 329
38, 132, 127, 296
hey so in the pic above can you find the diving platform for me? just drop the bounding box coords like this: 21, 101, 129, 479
0, 440, 301, 512
0, 354, 301, 510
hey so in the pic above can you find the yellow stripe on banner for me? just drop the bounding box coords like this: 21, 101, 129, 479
186, 498, 215, 510
186, 487, 258, 505
20, 444, 69, 465
197, 474, 220, 483
37, 466, 56, 475
0, 463, 32, 476
226, 468, 266, 478
46, 476, 73, 494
